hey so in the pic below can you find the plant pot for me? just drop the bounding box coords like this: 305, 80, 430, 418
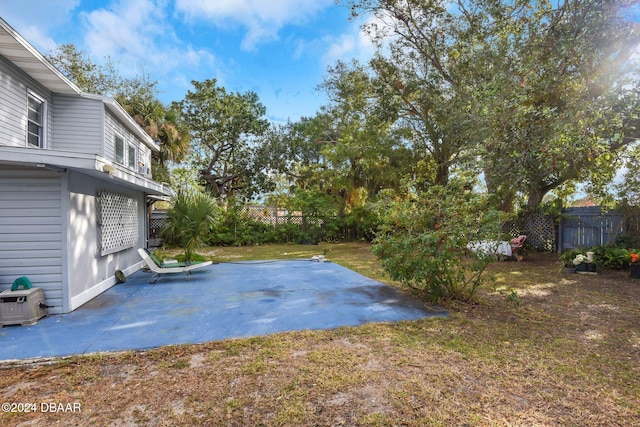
630, 264, 640, 279
587, 263, 597, 273
575, 263, 588, 272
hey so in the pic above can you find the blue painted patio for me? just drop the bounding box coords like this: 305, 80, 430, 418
0, 260, 448, 361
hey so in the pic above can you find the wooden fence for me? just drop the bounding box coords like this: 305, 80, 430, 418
557, 207, 624, 251
501, 206, 640, 252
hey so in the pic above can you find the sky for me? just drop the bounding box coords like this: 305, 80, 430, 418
0, 0, 376, 123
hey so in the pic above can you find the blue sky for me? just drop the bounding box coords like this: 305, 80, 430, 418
0, 0, 375, 123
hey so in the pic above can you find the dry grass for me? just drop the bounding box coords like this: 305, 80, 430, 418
1, 243, 639, 426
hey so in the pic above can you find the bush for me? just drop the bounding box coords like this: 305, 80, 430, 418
559, 248, 584, 267
162, 190, 218, 261
592, 245, 630, 270
559, 244, 637, 270
174, 253, 207, 263
205, 201, 382, 246
372, 183, 507, 303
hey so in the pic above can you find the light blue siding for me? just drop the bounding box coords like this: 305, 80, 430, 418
0, 55, 52, 148
104, 110, 152, 175
51, 95, 103, 154
0, 167, 64, 312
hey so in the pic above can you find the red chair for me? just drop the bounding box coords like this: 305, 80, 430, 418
510, 235, 527, 261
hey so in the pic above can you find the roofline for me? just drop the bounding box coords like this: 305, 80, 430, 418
0, 17, 81, 95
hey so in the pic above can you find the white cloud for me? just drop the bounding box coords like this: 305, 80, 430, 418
321, 17, 376, 67
323, 34, 356, 65
17, 26, 58, 53
79, 0, 214, 79
0, 0, 80, 52
175, 0, 333, 50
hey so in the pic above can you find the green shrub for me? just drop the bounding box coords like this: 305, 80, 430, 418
560, 245, 635, 270
592, 245, 630, 270
372, 182, 507, 303
174, 253, 207, 262
559, 248, 585, 267
615, 233, 640, 249
162, 190, 218, 261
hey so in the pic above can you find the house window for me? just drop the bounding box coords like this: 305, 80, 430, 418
115, 136, 124, 165
27, 93, 45, 148
127, 144, 136, 169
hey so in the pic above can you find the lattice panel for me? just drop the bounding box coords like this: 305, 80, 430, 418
502, 213, 555, 252
149, 218, 165, 230
237, 205, 326, 227
97, 191, 138, 255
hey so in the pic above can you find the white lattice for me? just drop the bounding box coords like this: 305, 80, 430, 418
97, 191, 138, 255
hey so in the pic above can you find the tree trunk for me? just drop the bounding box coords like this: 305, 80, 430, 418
526, 187, 548, 212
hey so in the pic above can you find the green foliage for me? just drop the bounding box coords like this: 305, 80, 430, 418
592, 245, 630, 270
201, 193, 382, 246
615, 143, 640, 205
207, 206, 277, 246
372, 182, 507, 303
179, 79, 270, 200
47, 44, 154, 97
559, 248, 585, 267
615, 232, 640, 249
560, 244, 637, 270
162, 190, 219, 261
508, 290, 522, 308
347, 0, 640, 212
173, 253, 207, 263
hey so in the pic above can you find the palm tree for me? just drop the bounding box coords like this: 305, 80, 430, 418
156, 105, 191, 165
162, 190, 218, 261
119, 97, 191, 183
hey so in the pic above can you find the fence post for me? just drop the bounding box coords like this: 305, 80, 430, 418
557, 207, 564, 253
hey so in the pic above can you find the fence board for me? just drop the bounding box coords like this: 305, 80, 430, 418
558, 207, 624, 251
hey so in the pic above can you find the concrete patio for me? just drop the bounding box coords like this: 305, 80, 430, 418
0, 259, 448, 361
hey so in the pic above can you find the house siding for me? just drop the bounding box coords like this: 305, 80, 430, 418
104, 110, 152, 174
0, 19, 165, 315
66, 170, 146, 311
0, 55, 53, 149
51, 95, 103, 154
0, 166, 64, 313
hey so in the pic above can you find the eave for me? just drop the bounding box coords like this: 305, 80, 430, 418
0, 146, 172, 197
0, 18, 81, 95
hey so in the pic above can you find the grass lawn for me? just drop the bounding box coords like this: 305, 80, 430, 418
1, 242, 639, 426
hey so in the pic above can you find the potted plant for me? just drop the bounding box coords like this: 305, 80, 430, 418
560, 249, 578, 273
630, 251, 640, 279
573, 253, 589, 272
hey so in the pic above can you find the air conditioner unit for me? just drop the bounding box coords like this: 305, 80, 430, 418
138, 166, 150, 175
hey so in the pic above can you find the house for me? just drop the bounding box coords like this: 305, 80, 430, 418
0, 18, 171, 314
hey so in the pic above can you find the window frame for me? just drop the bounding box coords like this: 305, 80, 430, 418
114, 135, 125, 165
127, 143, 136, 169
26, 91, 46, 148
